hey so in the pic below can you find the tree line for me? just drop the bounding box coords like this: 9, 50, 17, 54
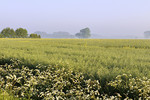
34, 27, 91, 38
0, 27, 41, 38
0, 27, 91, 38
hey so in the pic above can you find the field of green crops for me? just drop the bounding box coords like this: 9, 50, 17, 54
0, 39, 150, 80
0, 39, 150, 99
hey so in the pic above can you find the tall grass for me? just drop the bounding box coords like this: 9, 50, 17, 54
0, 38, 150, 81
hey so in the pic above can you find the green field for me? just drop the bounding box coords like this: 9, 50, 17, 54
0, 38, 150, 80
0, 38, 150, 99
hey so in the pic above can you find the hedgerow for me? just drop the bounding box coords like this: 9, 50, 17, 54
0, 59, 149, 100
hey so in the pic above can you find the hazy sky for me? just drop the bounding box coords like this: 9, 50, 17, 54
0, 0, 150, 35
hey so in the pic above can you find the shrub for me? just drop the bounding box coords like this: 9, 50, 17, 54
0, 59, 149, 99
29, 34, 41, 38
0, 59, 101, 99
108, 74, 150, 99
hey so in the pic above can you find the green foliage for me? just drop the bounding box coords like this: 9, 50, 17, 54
0, 39, 149, 81
0, 59, 102, 99
29, 33, 41, 38
1, 27, 16, 38
75, 27, 91, 38
15, 28, 28, 38
0, 90, 19, 100
0, 34, 4, 38
0, 39, 150, 99
0, 59, 149, 99
108, 74, 150, 99
0, 27, 40, 38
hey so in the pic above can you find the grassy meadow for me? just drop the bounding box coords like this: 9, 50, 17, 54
0, 38, 150, 99
0, 38, 150, 80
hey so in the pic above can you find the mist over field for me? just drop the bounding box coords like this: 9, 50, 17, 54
0, 0, 150, 39
33, 31, 145, 39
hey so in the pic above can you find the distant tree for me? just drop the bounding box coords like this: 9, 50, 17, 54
0, 34, 4, 38
1, 27, 16, 38
34, 31, 49, 38
52, 31, 75, 38
75, 28, 91, 38
29, 33, 41, 38
15, 28, 28, 38
144, 31, 150, 38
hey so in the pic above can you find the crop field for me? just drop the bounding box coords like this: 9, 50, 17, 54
0, 38, 150, 99
0, 39, 150, 79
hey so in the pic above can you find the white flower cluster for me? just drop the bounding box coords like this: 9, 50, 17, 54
0, 59, 102, 99
108, 74, 150, 99
0, 59, 149, 100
